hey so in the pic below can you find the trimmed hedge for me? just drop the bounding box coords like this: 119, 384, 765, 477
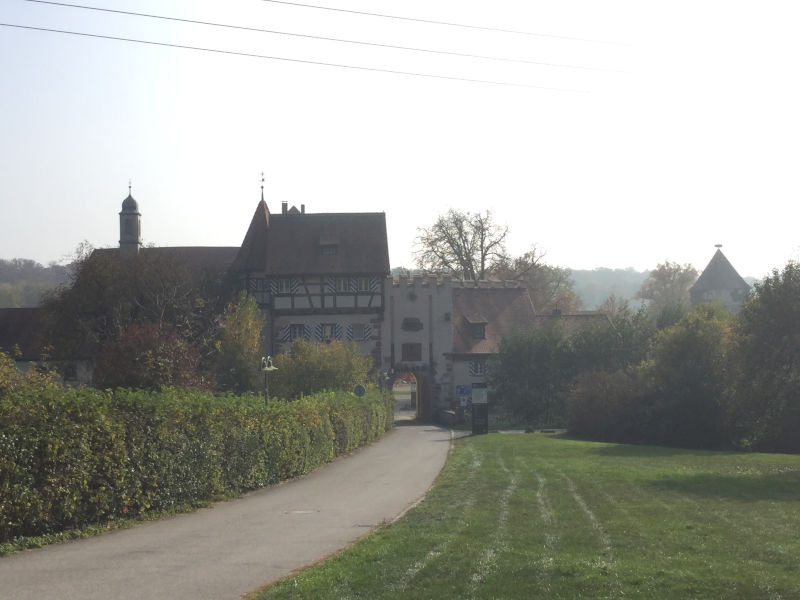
0, 386, 392, 543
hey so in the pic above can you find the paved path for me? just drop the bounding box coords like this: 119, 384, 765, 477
0, 423, 451, 600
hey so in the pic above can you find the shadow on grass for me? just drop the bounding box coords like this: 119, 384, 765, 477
647, 471, 800, 502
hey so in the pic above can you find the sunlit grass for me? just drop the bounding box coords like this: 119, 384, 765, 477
255, 434, 800, 599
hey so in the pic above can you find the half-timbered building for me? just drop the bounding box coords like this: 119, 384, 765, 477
230, 199, 390, 365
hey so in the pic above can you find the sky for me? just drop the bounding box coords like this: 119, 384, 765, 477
1, 1, 799, 280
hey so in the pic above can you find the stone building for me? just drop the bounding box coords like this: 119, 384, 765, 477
690, 246, 751, 314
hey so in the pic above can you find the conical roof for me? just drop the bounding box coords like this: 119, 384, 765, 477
692, 248, 750, 293
230, 199, 270, 272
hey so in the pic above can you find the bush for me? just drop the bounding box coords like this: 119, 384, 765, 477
566, 369, 653, 443
0, 384, 392, 544
270, 340, 372, 400
94, 322, 213, 391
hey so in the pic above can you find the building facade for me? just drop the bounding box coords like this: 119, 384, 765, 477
229, 199, 390, 365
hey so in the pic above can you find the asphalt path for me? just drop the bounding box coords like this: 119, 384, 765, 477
0, 421, 451, 600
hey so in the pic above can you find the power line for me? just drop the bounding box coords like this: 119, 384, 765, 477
257, 0, 622, 45
22, 0, 618, 73
0, 22, 587, 92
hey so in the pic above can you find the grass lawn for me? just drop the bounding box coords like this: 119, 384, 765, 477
254, 434, 800, 599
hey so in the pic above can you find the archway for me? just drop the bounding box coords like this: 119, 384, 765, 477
391, 370, 433, 422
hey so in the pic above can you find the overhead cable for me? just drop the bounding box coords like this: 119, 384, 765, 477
22, 0, 617, 72
256, 0, 622, 45
0, 22, 587, 92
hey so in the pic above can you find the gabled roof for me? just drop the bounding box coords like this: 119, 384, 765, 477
94, 246, 240, 273
0, 307, 45, 361
231, 202, 390, 276
451, 287, 536, 354
691, 249, 750, 293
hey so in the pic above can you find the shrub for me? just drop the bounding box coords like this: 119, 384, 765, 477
269, 340, 372, 400
0, 384, 391, 544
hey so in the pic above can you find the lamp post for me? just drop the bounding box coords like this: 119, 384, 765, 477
260, 355, 278, 405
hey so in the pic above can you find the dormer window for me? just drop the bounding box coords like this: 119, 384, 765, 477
318, 233, 339, 256
471, 323, 486, 339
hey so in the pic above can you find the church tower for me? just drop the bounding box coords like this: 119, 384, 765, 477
119, 185, 141, 258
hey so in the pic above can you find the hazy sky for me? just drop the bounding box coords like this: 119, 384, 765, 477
2, 1, 798, 279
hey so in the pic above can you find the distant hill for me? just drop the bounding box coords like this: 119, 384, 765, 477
570, 268, 649, 310
0, 258, 69, 308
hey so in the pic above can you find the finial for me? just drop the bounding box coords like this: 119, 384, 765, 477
715, 244, 722, 248
260, 172, 264, 202
128, 179, 132, 196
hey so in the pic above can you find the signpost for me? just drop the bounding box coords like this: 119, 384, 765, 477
471, 383, 489, 435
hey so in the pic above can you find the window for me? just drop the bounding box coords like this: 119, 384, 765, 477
321, 323, 336, 340
358, 277, 371, 292
401, 343, 422, 362
276, 278, 291, 294
320, 244, 337, 256
336, 277, 350, 293
351, 323, 367, 340
289, 324, 306, 340
471, 323, 486, 339
401, 317, 423, 331
469, 360, 488, 377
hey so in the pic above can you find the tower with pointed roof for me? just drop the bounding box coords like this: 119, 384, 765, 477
119, 186, 141, 258
690, 245, 751, 313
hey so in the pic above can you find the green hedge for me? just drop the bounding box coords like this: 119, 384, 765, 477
0, 386, 393, 543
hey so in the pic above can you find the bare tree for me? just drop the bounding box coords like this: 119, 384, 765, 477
413, 209, 508, 280
491, 248, 580, 313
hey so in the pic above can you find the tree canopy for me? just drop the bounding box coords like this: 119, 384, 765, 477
413, 209, 579, 313
413, 209, 508, 280
636, 261, 698, 326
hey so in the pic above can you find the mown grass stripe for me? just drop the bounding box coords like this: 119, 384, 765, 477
257, 435, 800, 600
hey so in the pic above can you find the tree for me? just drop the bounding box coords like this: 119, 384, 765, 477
214, 291, 267, 393
636, 261, 698, 326
490, 249, 580, 313
93, 322, 212, 390
42, 243, 228, 362
489, 322, 573, 426
726, 261, 800, 451
413, 209, 508, 280
566, 304, 730, 448
647, 303, 732, 448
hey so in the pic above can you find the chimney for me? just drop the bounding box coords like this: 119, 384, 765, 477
281, 201, 288, 214
301, 204, 306, 214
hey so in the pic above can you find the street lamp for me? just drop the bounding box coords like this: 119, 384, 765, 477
260, 355, 278, 404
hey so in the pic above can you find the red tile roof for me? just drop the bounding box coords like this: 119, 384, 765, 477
451, 287, 536, 354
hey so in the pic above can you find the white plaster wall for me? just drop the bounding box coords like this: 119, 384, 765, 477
384, 275, 453, 373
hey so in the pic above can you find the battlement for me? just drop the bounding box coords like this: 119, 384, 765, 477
451, 279, 522, 289
392, 273, 453, 288
390, 274, 522, 289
